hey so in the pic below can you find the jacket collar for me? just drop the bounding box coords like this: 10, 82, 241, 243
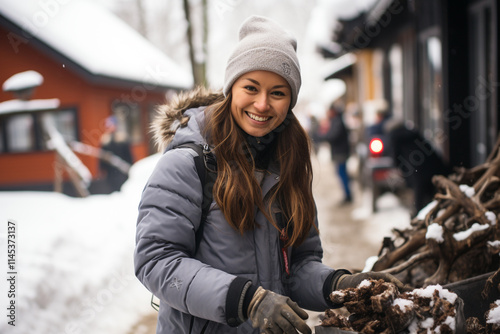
261, 161, 280, 196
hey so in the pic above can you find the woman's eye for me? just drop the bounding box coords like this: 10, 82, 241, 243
272, 91, 285, 97
244, 85, 257, 92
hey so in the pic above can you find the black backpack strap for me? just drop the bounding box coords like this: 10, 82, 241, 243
151, 143, 216, 311
174, 143, 217, 251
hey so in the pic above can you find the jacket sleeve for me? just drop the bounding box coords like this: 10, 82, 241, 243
287, 214, 338, 311
134, 148, 239, 324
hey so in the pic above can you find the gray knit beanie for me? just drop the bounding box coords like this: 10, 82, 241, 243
223, 15, 301, 108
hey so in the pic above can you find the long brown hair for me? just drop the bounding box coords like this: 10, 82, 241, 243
204, 93, 316, 247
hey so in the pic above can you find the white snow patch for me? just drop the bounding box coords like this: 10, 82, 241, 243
393, 298, 413, 310
415, 200, 437, 220
453, 223, 489, 241
412, 285, 458, 305
2, 70, 43, 91
441, 315, 456, 331
486, 211, 497, 225
488, 240, 500, 248
362, 255, 379, 272
420, 317, 434, 329
459, 184, 475, 197
408, 319, 419, 334
426, 223, 444, 243
0, 98, 60, 115
358, 279, 372, 289
487, 300, 500, 324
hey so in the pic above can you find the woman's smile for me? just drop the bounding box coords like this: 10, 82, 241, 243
246, 111, 271, 123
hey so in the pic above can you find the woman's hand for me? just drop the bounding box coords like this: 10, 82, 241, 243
248, 287, 312, 334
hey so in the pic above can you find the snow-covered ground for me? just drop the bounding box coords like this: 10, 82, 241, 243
0, 150, 411, 334
0, 154, 161, 334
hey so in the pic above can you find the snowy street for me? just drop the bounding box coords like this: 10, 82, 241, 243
0, 144, 411, 334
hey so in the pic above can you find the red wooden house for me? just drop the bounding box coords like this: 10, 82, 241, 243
0, 0, 193, 195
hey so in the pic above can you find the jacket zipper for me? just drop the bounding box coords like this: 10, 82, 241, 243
279, 227, 291, 278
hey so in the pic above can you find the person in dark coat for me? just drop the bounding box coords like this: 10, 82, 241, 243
386, 120, 451, 215
316, 103, 352, 204
99, 115, 133, 193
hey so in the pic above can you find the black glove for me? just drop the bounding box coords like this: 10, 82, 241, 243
248, 286, 312, 334
334, 272, 409, 292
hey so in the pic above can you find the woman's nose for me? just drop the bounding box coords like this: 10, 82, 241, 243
254, 93, 270, 112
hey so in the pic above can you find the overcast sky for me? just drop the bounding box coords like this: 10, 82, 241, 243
89, 0, 378, 113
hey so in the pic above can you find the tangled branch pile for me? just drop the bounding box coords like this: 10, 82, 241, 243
371, 137, 500, 287
321, 279, 462, 333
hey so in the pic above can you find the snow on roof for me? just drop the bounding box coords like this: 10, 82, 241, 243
0, 0, 193, 90
322, 52, 357, 79
0, 98, 60, 115
3, 70, 43, 91
366, 0, 394, 25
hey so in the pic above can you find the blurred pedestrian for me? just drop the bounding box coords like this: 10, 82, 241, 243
99, 115, 133, 193
308, 113, 320, 155
316, 103, 353, 205
386, 120, 451, 216
366, 107, 390, 137
134, 15, 405, 334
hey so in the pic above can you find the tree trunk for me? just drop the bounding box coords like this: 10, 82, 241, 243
183, 0, 207, 87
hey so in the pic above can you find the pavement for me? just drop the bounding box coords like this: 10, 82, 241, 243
127, 144, 412, 333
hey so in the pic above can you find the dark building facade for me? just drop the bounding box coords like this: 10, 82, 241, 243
323, 0, 498, 168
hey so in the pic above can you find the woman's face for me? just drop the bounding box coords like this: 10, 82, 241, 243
230, 70, 291, 138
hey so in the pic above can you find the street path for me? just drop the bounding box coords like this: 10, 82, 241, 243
127, 144, 409, 333
313, 146, 381, 272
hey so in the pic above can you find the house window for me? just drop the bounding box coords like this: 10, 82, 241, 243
420, 30, 444, 154
389, 44, 403, 120
0, 109, 78, 153
6, 114, 35, 152
111, 101, 142, 144
468, 0, 497, 165
40, 109, 78, 150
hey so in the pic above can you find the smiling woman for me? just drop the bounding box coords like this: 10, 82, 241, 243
134, 14, 404, 334
230, 71, 291, 137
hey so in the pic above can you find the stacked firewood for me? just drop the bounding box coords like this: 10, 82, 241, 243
321, 279, 463, 333
371, 136, 500, 287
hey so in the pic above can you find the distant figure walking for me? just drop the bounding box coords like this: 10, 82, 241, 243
316, 103, 352, 205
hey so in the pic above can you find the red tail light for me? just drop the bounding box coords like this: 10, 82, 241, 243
369, 138, 384, 155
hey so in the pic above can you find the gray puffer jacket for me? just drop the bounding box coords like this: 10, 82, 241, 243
134, 90, 338, 334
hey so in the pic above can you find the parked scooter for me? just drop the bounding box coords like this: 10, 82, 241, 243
364, 133, 405, 212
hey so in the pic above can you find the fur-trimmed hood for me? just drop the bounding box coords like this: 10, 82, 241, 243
152, 87, 224, 152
